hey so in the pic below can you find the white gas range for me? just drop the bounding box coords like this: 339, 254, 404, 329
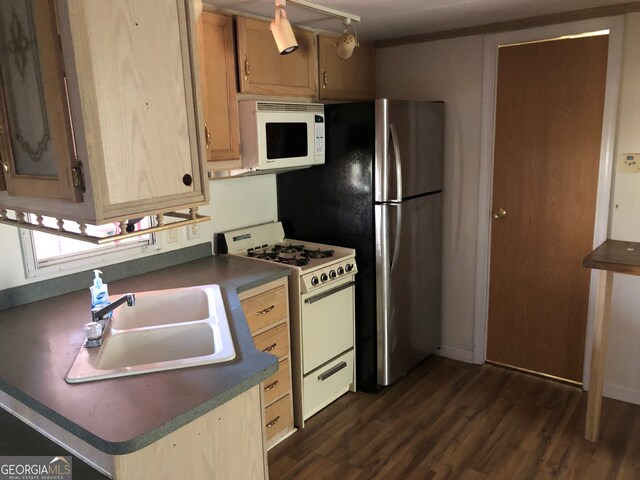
217, 221, 356, 427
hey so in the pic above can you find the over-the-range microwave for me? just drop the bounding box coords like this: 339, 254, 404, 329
238, 101, 325, 172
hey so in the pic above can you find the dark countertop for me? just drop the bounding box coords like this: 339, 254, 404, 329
583, 239, 640, 275
0, 255, 289, 455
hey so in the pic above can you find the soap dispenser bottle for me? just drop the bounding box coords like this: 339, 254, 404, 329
91, 269, 110, 316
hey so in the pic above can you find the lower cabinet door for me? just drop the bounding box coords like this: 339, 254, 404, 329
303, 349, 354, 420
264, 393, 293, 442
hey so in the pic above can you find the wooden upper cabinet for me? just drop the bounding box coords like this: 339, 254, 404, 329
0, 0, 208, 224
197, 10, 240, 168
0, 0, 81, 202
236, 16, 317, 97
65, 0, 207, 220
318, 34, 376, 100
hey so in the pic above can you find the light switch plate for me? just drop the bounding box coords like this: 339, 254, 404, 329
618, 153, 640, 173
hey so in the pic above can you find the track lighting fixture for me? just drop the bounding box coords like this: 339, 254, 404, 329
335, 18, 358, 59
270, 0, 361, 59
270, 0, 298, 55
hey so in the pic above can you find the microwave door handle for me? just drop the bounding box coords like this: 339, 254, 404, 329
389, 123, 402, 203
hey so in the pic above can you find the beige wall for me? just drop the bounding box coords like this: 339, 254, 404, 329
0, 175, 278, 290
377, 35, 484, 361
378, 13, 640, 404
604, 12, 640, 403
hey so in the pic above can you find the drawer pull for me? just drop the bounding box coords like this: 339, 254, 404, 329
318, 361, 348, 381
263, 343, 277, 353
266, 416, 280, 428
256, 305, 275, 316
264, 380, 279, 391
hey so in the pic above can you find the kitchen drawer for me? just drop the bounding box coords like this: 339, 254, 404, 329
303, 349, 353, 420
263, 358, 291, 406
264, 394, 293, 442
253, 323, 289, 360
242, 286, 287, 334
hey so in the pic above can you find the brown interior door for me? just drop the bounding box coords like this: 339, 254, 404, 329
487, 35, 609, 382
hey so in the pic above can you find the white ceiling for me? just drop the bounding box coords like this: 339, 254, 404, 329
203, 0, 637, 41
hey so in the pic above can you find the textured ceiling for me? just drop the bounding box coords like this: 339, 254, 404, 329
203, 0, 639, 41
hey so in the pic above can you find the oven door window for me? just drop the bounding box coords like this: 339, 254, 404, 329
266, 122, 308, 159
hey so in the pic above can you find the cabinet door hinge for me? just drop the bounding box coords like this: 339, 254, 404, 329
71, 162, 86, 193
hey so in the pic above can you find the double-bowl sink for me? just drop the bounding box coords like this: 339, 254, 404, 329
66, 285, 236, 383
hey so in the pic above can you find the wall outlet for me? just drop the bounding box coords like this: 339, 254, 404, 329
618, 153, 640, 173
166, 228, 179, 244
187, 224, 201, 240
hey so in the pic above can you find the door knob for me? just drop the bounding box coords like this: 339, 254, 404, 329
493, 208, 507, 219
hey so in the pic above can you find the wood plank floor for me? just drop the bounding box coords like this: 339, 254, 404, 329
268, 356, 640, 480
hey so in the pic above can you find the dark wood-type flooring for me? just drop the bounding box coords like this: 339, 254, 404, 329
269, 356, 640, 480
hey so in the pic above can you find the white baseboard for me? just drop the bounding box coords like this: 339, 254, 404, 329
602, 383, 640, 406
435, 348, 640, 406
435, 345, 474, 363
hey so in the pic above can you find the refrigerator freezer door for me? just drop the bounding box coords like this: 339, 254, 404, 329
375, 193, 442, 386
375, 100, 444, 202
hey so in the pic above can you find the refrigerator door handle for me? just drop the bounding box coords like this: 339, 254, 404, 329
388, 203, 402, 271
389, 123, 403, 202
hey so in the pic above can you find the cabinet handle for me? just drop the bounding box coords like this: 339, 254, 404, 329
318, 361, 347, 381
305, 281, 354, 305
266, 416, 280, 428
322, 69, 328, 88
244, 56, 250, 79
264, 380, 279, 391
204, 122, 211, 148
263, 343, 277, 353
256, 305, 275, 316
1, 162, 8, 173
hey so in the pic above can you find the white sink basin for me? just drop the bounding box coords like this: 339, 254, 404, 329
66, 285, 236, 383
110, 287, 212, 330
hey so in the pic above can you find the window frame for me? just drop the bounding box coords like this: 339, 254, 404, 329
19, 220, 163, 279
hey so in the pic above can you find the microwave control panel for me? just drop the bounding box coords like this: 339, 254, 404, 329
315, 114, 325, 156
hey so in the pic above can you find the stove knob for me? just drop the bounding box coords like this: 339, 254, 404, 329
320, 273, 328, 283
345, 263, 354, 273
311, 276, 319, 286
337, 266, 345, 276
329, 270, 337, 279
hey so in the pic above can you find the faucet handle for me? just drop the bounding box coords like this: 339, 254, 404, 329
85, 321, 103, 339
84, 322, 104, 348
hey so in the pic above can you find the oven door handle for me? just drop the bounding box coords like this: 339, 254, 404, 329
304, 281, 355, 305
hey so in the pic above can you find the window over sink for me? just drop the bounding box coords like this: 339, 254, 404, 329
19, 215, 160, 279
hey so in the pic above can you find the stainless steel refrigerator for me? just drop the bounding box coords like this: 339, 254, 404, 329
277, 99, 443, 391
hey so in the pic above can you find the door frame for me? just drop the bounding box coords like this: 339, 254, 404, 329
473, 17, 624, 389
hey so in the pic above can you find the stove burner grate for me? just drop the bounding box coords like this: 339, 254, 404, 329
272, 243, 305, 254
247, 250, 279, 261
302, 248, 335, 259
275, 255, 309, 266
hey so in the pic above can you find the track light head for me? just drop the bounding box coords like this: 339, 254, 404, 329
271, 1, 298, 55
335, 18, 358, 59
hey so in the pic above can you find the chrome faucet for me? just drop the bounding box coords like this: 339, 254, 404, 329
85, 293, 136, 348
92, 293, 136, 322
